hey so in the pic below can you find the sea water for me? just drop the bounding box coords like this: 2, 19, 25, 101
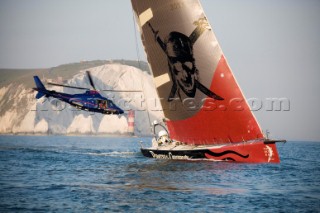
0, 135, 319, 212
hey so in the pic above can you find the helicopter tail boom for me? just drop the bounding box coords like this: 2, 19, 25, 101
35, 91, 46, 99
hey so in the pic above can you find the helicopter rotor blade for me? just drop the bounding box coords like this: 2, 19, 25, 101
86, 71, 96, 90
47, 82, 89, 90
101, 89, 142, 92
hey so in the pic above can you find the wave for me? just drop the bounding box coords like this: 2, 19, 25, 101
85, 151, 138, 157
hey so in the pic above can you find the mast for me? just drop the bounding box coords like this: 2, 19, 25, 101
131, 0, 264, 145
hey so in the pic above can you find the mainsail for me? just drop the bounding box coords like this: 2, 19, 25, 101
131, 0, 264, 145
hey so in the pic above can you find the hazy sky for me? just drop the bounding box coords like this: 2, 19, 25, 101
0, 0, 320, 141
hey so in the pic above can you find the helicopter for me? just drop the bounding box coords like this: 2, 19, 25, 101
32, 71, 140, 115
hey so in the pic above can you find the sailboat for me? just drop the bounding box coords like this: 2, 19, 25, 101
131, 0, 286, 163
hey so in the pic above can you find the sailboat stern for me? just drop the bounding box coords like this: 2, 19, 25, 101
141, 141, 281, 163
205, 141, 281, 163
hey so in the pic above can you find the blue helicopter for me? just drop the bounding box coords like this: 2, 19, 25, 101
33, 71, 139, 115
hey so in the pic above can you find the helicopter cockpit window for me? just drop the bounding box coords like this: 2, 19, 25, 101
97, 100, 108, 109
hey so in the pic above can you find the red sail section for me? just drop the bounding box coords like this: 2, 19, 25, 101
167, 55, 264, 145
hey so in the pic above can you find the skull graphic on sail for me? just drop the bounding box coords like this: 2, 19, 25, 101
147, 17, 224, 102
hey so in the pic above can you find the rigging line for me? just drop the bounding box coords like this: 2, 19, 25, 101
131, 6, 152, 132
132, 9, 142, 71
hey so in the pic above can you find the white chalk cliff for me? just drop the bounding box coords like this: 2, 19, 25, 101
0, 63, 163, 135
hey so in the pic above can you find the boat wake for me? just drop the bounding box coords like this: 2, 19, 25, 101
85, 151, 138, 157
